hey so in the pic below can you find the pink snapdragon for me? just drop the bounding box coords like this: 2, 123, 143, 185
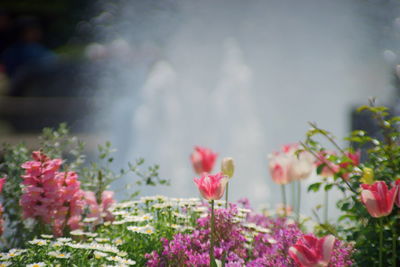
20, 151, 85, 236
289, 234, 336, 267
194, 172, 228, 201
84, 190, 116, 223
360, 181, 398, 218
0, 177, 5, 236
191, 146, 218, 175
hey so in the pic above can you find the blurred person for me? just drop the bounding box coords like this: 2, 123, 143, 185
1, 17, 57, 96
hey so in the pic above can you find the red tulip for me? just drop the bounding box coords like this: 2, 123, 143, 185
360, 181, 398, 218
194, 172, 228, 200
190, 146, 217, 175
340, 151, 360, 180
289, 234, 335, 267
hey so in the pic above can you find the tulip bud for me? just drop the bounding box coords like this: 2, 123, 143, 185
221, 157, 235, 178
360, 167, 374, 185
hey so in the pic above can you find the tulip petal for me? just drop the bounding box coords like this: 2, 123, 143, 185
289, 245, 316, 267
318, 235, 335, 265
361, 189, 380, 217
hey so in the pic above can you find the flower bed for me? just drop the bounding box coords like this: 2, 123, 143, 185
0, 101, 400, 266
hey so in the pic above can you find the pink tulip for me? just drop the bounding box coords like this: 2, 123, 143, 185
289, 234, 335, 267
190, 146, 217, 175
194, 172, 228, 200
395, 179, 400, 208
360, 181, 398, 218
268, 152, 292, 185
268, 143, 314, 184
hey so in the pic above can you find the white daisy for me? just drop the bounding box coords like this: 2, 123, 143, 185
26, 262, 46, 267
48, 251, 71, 258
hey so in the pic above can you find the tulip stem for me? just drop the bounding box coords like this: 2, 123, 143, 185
296, 181, 301, 222
281, 185, 287, 217
379, 218, 383, 267
225, 183, 229, 209
324, 190, 328, 224
291, 182, 296, 212
393, 222, 397, 267
210, 200, 215, 266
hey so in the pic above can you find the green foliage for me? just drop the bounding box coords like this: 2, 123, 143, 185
302, 100, 400, 266
0, 124, 168, 249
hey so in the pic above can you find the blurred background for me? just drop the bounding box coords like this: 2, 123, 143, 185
0, 0, 400, 218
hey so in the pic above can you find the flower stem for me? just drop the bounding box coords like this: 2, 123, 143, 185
324, 190, 328, 223
393, 221, 397, 267
296, 181, 301, 222
210, 200, 215, 265
225, 183, 229, 209
379, 218, 383, 267
281, 184, 287, 217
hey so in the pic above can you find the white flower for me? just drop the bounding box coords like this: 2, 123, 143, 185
94, 251, 108, 259
107, 256, 136, 265
56, 237, 72, 243
40, 234, 53, 239
83, 217, 98, 223
48, 251, 71, 258
28, 239, 47, 246
27, 263, 46, 267
140, 226, 155, 235
113, 239, 125, 246
70, 229, 85, 236
0, 262, 11, 267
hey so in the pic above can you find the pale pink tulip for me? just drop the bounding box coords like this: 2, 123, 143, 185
194, 172, 228, 200
268, 152, 292, 185
268, 143, 315, 184
289, 234, 335, 267
190, 146, 217, 175
360, 181, 398, 218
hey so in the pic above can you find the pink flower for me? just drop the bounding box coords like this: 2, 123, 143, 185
268, 143, 314, 184
395, 179, 400, 208
194, 172, 228, 200
268, 152, 292, 185
289, 234, 336, 267
190, 146, 217, 175
340, 151, 360, 180
84, 190, 116, 224
0, 177, 6, 193
19, 151, 85, 236
315, 151, 340, 178
360, 181, 398, 218
101, 191, 116, 221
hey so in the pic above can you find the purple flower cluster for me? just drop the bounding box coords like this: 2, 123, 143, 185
146, 201, 354, 266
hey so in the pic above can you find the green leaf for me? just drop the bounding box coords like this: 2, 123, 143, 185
324, 184, 333, 191
308, 183, 321, 192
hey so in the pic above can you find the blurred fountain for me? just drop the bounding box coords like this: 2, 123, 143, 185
89, 0, 399, 218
